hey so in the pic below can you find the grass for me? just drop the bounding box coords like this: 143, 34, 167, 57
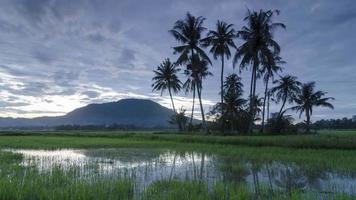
2, 130, 356, 149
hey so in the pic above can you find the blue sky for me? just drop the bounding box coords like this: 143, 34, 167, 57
0, 0, 355, 122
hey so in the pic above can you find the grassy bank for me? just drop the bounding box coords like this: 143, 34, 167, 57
2, 130, 356, 149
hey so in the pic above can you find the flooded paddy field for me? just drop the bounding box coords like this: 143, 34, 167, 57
0, 133, 355, 199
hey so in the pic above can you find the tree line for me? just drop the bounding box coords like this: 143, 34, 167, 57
152, 9, 334, 134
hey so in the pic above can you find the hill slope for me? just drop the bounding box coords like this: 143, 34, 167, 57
0, 99, 175, 128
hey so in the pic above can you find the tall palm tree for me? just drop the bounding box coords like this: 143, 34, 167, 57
184, 54, 212, 128
152, 58, 182, 112
170, 12, 211, 127
291, 82, 334, 133
233, 9, 285, 134
260, 54, 284, 132
202, 20, 237, 105
270, 75, 301, 119
222, 74, 245, 131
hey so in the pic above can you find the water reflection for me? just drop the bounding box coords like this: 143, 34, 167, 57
3, 148, 356, 196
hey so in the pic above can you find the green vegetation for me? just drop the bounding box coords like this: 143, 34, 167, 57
2, 131, 356, 149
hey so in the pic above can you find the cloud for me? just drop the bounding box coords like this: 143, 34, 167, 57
0, 0, 354, 120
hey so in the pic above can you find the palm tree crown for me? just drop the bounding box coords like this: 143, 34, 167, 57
202, 21, 237, 59
233, 9, 285, 71
169, 12, 211, 65
270, 75, 301, 117
291, 82, 334, 133
223, 74, 243, 96
152, 58, 182, 112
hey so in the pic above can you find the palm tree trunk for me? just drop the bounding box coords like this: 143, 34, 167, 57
248, 61, 258, 134
168, 87, 176, 113
261, 75, 270, 133
197, 83, 207, 133
190, 48, 196, 126
267, 91, 270, 122
220, 55, 224, 105
190, 85, 196, 124
306, 109, 311, 133
220, 55, 225, 134
278, 96, 287, 119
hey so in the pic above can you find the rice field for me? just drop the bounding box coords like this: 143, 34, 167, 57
0, 131, 355, 199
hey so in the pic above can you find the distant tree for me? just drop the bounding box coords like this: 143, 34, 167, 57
202, 20, 237, 105
260, 54, 284, 132
170, 12, 211, 130
270, 75, 301, 119
152, 58, 182, 112
233, 9, 285, 134
169, 107, 188, 131
290, 82, 334, 133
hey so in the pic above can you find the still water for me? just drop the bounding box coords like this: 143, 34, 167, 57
4, 148, 356, 196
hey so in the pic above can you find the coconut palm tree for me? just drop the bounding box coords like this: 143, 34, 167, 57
170, 12, 211, 126
260, 54, 284, 132
152, 58, 182, 112
202, 20, 237, 105
233, 9, 285, 134
184, 54, 212, 129
290, 82, 334, 133
222, 74, 245, 131
270, 75, 301, 119
209, 74, 245, 132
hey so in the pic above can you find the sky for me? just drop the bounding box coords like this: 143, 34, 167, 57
0, 0, 355, 122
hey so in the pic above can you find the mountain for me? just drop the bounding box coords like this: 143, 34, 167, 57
0, 99, 175, 128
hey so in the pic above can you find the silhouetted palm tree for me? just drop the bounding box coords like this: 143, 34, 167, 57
260, 54, 284, 132
290, 82, 334, 133
152, 58, 182, 112
170, 12, 211, 127
184, 54, 212, 129
233, 9, 285, 134
222, 74, 245, 131
270, 75, 301, 119
202, 20, 236, 105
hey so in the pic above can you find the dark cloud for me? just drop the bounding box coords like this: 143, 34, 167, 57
87, 33, 107, 43
119, 48, 136, 67
33, 48, 55, 64
52, 71, 79, 86
0, 101, 29, 107
81, 91, 100, 98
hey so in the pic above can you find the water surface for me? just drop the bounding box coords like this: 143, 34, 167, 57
4, 148, 356, 196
